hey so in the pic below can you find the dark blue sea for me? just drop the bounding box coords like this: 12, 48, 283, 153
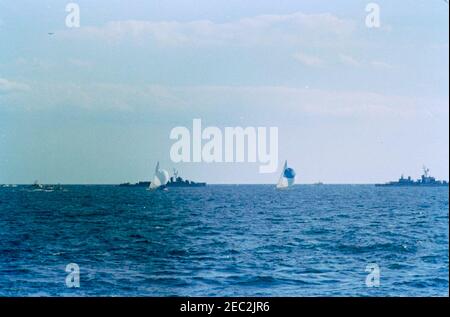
0, 185, 448, 296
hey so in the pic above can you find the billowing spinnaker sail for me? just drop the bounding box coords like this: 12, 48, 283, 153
149, 162, 170, 190
156, 169, 170, 185
276, 160, 296, 189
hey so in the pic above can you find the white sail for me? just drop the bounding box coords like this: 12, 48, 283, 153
149, 162, 170, 190
276, 160, 296, 189
276, 161, 288, 189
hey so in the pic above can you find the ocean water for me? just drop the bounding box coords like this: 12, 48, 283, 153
0, 185, 448, 297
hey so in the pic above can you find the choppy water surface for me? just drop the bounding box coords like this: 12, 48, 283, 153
0, 185, 448, 296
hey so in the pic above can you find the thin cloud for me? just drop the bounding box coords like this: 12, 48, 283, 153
293, 52, 324, 67
370, 60, 393, 69
2, 81, 444, 120
339, 54, 362, 67
339, 55, 392, 69
0, 78, 29, 93
61, 12, 355, 47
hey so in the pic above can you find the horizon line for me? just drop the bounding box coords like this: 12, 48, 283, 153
1, 182, 446, 186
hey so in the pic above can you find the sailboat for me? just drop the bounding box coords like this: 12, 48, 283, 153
148, 162, 170, 191
276, 160, 296, 189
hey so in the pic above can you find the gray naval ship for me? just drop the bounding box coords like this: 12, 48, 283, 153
376, 166, 448, 187
119, 169, 206, 188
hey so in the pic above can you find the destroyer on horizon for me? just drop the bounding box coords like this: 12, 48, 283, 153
119, 169, 206, 188
376, 166, 448, 187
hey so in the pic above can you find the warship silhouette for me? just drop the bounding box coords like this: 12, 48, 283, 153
119, 169, 206, 188
376, 166, 448, 187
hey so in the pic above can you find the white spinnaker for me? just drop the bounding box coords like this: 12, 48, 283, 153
149, 162, 170, 190
157, 169, 170, 185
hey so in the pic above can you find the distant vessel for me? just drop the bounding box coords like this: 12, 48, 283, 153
31, 180, 44, 190
148, 162, 170, 191
28, 181, 64, 191
119, 168, 206, 188
276, 160, 296, 189
166, 169, 206, 187
376, 166, 448, 187
119, 181, 151, 187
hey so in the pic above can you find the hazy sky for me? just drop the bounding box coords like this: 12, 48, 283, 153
0, 0, 448, 184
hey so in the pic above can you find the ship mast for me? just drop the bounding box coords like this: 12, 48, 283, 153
423, 165, 430, 178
